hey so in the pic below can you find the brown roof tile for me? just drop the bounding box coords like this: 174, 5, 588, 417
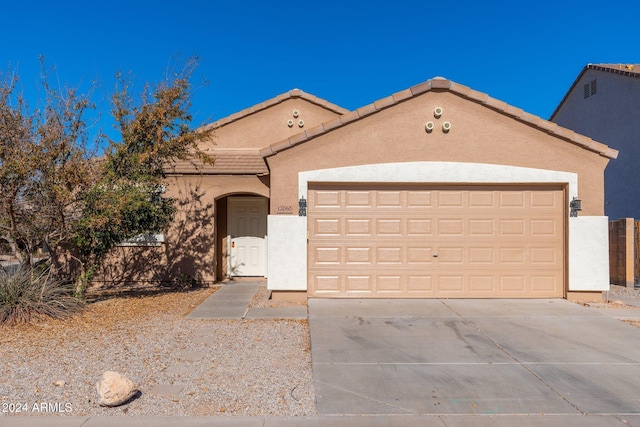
590, 63, 640, 76
167, 151, 268, 175
392, 88, 414, 103
262, 77, 618, 160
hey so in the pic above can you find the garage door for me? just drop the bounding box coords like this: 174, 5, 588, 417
307, 184, 565, 298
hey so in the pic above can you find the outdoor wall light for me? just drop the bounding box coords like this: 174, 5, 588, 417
287, 119, 294, 128
299, 196, 307, 216
293, 110, 300, 118
570, 197, 582, 217
298, 119, 305, 128
442, 121, 452, 133
434, 106, 443, 118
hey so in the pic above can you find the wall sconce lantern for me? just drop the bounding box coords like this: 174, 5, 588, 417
299, 196, 307, 217
570, 197, 582, 217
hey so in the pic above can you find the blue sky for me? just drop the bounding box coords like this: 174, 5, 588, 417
1, 0, 638, 143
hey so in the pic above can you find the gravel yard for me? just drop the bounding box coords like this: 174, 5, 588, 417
0, 286, 317, 417
3, 282, 640, 418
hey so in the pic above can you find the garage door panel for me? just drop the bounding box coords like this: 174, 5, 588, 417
314, 275, 341, 293
530, 247, 559, 265
377, 219, 403, 235
314, 190, 341, 207
346, 275, 372, 292
469, 219, 495, 235
469, 276, 496, 292
500, 248, 526, 264
500, 276, 527, 292
438, 191, 465, 207
531, 191, 559, 208
469, 247, 496, 263
313, 247, 341, 264
407, 191, 433, 207
312, 218, 341, 236
500, 219, 526, 235
500, 192, 526, 207
345, 219, 371, 235
438, 219, 464, 235
345, 191, 372, 207
407, 275, 434, 292
407, 219, 432, 236
376, 191, 403, 207
377, 247, 403, 264
345, 247, 372, 264
531, 219, 558, 236
308, 185, 564, 298
407, 247, 435, 264
377, 276, 402, 292
531, 275, 559, 292
469, 191, 495, 207
437, 247, 464, 263
439, 275, 465, 291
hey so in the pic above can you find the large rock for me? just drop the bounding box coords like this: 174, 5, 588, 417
96, 371, 138, 407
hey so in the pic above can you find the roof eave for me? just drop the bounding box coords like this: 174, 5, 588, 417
200, 89, 349, 132
262, 77, 618, 161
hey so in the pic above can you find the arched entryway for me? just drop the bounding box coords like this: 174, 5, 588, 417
215, 194, 269, 280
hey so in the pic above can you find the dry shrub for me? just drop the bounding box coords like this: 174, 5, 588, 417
0, 265, 84, 324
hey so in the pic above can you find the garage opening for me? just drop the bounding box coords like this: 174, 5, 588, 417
307, 184, 565, 298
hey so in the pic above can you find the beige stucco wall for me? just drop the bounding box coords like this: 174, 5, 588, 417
266, 91, 609, 216
96, 174, 269, 285
199, 98, 342, 151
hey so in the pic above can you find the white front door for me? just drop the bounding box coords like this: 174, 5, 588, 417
228, 197, 267, 277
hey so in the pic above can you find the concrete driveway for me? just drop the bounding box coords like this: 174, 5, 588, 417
308, 298, 640, 423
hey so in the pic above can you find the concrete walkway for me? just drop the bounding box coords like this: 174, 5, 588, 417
186, 281, 307, 319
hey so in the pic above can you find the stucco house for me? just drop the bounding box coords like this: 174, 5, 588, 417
551, 63, 640, 220
100, 77, 616, 302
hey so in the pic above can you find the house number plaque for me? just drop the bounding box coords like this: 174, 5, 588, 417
277, 205, 293, 214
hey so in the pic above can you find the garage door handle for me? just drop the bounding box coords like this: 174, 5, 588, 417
433, 253, 438, 257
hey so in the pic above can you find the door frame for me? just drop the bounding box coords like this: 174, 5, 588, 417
227, 196, 268, 278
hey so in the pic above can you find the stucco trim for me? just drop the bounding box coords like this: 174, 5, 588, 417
266, 161, 608, 295
261, 78, 618, 160
298, 162, 578, 199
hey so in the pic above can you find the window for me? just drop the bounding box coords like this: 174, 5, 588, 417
118, 233, 166, 247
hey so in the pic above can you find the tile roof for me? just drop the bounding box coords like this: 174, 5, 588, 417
550, 64, 640, 120
203, 89, 349, 130
167, 151, 268, 175
588, 63, 640, 77
260, 78, 617, 160
168, 89, 348, 176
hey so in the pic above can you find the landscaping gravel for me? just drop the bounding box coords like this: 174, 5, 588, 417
608, 283, 640, 300
0, 287, 317, 417
3, 282, 640, 418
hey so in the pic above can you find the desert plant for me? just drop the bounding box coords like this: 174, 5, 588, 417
171, 273, 201, 291
0, 265, 84, 324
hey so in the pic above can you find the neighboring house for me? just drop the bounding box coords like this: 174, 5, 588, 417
99, 77, 617, 302
550, 63, 640, 220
